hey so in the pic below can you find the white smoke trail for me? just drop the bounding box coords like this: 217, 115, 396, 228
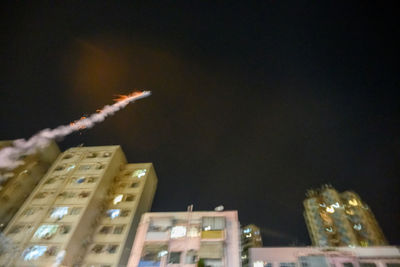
0, 91, 151, 180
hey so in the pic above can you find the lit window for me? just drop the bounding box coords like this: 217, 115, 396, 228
243, 228, 251, 234
113, 195, 123, 205
50, 207, 69, 219
353, 224, 362, 230
326, 207, 335, 213
202, 217, 225, 231
22, 245, 47, 261
171, 226, 187, 239
75, 177, 86, 184
349, 199, 358, 206
103, 152, 112, 157
66, 164, 75, 172
34, 225, 59, 240
107, 209, 121, 219
132, 169, 146, 178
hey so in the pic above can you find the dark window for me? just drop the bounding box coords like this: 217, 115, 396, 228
91, 244, 104, 254
169, 252, 181, 264
107, 245, 118, 254
343, 263, 354, 267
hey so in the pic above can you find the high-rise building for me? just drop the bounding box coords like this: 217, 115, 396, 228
127, 210, 241, 267
241, 224, 263, 267
0, 140, 60, 231
249, 246, 400, 267
0, 145, 158, 267
303, 185, 387, 247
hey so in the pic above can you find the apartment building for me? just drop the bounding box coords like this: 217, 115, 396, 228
249, 246, 400, 267
0, 140, 60, 231
0, 145, 157, 267
304, 185, 387, 247
127, 210, 241, 267
241, 224, 263, 267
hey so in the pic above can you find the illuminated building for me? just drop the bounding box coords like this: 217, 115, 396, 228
127, 210, 241, 267
303, 185, 387, 247
249, 246, 400, 267
0, 145, 158, 267
241, 224, 263, 267
0, 140, 60, 232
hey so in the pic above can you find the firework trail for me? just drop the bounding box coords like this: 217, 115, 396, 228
0, 91, 151, 181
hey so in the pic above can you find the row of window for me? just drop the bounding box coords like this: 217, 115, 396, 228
21, 206, 82, 219
90, 244, 119, 254
62, 151, 112, 160
98, 225, 125, 235
45, 176, 99, 186
34, 190, 91, 200
54, 163, 105, 173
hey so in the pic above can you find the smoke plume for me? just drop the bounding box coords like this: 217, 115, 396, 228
0, 91, 151, 182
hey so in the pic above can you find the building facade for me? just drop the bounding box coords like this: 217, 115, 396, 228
127, 210, 241, 267
0, 145, 157, 267
249, 246, 400, 267
242, 224, 263, 267
0, 140, 60, 232
303, 185, 387, 247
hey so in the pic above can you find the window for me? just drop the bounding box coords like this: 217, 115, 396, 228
343, 263, 354, 267
87, 177, 97, 183
113, 195, 123, 205
50, 207, 69, 219
99, 226, 112, 234
22, 208, 35, 216
120, 210, 130, 217
22, 245, 48, 261
54, 165, 65, 171
125, 194, 135, 201
35, 192, 48, 199
95, 163, 105, 170
74, 177, 86, 184
360, 264, 377, 267
86, 152, 97, 158
107, 245, 118, 254
45, 178, 57, 184
171, 226, 187, 238
91, 244, 104, 254
9, 225, 23, 234
132, 169, 147, 178
185, 250, 197, 264
59, 225, 71, 234
107, 209, 121, 219
79, 165, 91, 171
62, 154, 73, 160
58, 191, 75, 198
169, 252, 181, 264
78, 191, 90, 198
130, 182, 140, 188
103, 152, 112, 157
70, 207, 82, 215
202, 217, 226, 231
279, 263, 296, 267
386, 264, 400, 267
113, 225, 124, 234
45, 246, 58, 256
34, 224, 58, 240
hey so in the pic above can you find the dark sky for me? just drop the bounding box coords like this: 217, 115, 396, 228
1, 2, 399, 246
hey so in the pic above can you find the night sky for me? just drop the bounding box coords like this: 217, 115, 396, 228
1, 2, 399, 246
